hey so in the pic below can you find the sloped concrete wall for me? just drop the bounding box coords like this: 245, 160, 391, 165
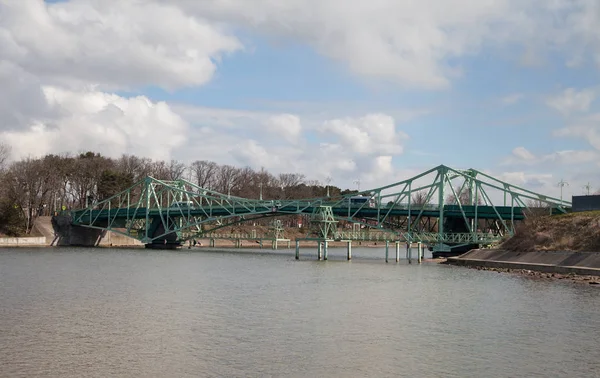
448, 249, 600, 276
51, 215, 142, 247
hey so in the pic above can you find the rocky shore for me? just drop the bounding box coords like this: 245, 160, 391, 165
455, 263, 600, 285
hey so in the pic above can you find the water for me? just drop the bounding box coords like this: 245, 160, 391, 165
1, 247, 599, 378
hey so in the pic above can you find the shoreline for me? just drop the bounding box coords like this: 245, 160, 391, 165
449, 263, 600, 285
446, 249, 600, 284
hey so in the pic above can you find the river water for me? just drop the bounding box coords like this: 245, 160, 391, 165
1, 247, 599, 377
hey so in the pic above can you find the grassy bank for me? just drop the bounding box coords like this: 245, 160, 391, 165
501, 210, 600, 252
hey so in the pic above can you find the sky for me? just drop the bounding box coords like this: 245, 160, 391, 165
1, 0, 600, 200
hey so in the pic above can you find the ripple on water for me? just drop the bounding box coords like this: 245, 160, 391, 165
0, 247, 599, 378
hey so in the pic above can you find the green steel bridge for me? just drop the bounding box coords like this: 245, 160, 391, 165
66, 165, 571, 251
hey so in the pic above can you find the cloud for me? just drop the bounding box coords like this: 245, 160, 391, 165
264, 114, 302, 143
0, 0, 241, 90
554, 113, 600, 150
175, 0, 600, 89
502, 146, 599, 166
320, 113, 408, 156
501, 93, 524, 105
2, 87, 188, 161
546, 88, 595, 115
511, 147, 536, 161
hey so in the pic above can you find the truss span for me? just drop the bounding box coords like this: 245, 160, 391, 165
67, 165, 570, 245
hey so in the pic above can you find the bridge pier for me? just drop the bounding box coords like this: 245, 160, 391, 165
385, 241, 389, 263
395, 242, 400, 262
295, 240, 300, 260
418, 242, 423, 263
317, 242, 322, 260
407, 243, 412, 264
323, 241, 328, 261
347, 241, 352, 260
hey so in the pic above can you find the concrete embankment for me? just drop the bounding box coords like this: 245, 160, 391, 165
0, 237, 47, 247
447, 249, 600, 276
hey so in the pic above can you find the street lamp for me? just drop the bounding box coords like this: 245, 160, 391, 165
557, 179, 569, 205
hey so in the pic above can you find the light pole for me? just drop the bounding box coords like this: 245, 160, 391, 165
583, 182, 592, 196
557, 179, 569, 205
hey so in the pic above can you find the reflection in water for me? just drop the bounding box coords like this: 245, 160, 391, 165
0, 247, 599, 377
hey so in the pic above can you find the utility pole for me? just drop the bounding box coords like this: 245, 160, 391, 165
583, 182, 592, 196
557, 179, 569, 205
325, 176, 332, 197
353, 178, 361, 192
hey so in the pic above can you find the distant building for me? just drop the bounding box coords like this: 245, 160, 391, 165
572, 195, 600, 212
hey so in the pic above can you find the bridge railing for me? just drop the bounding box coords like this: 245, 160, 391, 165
333, 231, 502, 244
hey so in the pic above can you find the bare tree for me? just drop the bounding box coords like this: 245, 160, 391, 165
0, 143, 10, 171
216, 164, 240, 195
5, 157, 54, 233
278, 173, 305, 188
446, 185, 482, 205
116, 154, 152, 182
411, 190, 429, 206
190, 160, 218, 189
167, 160, 186, 180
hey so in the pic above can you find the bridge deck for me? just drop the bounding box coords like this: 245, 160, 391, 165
70, 204, 555, 225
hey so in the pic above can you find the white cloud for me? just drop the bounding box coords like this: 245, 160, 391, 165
502, 145, 599, 167
501, 93, 524, 105
264, 114, 302, 143
175, 0, 600, 89
2, 87, 188, 161
511, 146, 536, 161
546, 88, 595, 115
320, 113, 408, 156
0, 0, 241, 91
554, 113, 600, 150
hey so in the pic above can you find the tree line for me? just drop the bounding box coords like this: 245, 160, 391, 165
0, 144, 365, 235
0, 142, 493, 237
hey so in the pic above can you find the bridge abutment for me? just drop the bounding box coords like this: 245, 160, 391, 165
52, 215, 105, 246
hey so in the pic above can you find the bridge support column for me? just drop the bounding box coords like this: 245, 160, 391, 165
323, 241, 328, 260
407, 242, 412, 264
395, 242, 400, 262
347, 241, 352, 261
259, 240, 263, 249
210, 238, 215, 248
385, 241, 389, 263
418, 242, 422, 264
317, 242, 322, 260
295, 240, 300, 260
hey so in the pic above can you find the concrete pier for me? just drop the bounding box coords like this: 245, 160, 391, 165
385, 241, 389, 263
347, 241, 352, 260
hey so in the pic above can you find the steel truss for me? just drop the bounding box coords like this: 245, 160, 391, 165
69, 165, 570, 245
